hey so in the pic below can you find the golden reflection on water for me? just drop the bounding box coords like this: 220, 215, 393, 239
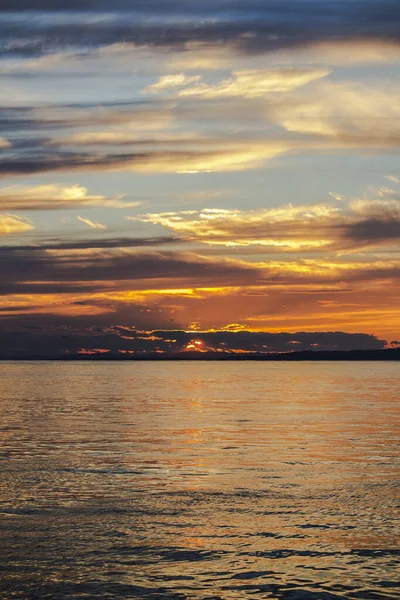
0, 361, 399, 599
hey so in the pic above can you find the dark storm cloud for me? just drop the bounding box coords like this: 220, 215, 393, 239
0, 1, 399, 57
0, 322, 386, 359
154, 329, 386, 352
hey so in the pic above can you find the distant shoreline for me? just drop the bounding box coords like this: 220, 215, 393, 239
1, 348, 399, 361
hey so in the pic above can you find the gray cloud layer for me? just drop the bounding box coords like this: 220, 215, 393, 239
1, 241, 399, 296
1, 1, 399, 57
0, 246, 260, 295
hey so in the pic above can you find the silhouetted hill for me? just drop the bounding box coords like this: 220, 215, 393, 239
1, 348, 399, 361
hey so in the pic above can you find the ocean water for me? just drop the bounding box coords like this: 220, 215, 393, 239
0, 361, 399, 600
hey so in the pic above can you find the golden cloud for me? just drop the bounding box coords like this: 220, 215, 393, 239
145, 68, 331, 98
145, 73, 202, 93
139, 145, 290, 173
131, 195, 400, 252
0, 184, 139, 211
0, 214, 35, 235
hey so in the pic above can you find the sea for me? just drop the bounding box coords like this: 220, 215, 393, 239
0, 361, 399, 599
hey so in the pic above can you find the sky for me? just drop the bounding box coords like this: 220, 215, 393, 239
0, 0, 399, 356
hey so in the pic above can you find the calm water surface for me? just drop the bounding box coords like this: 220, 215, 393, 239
0, 362, 399, 599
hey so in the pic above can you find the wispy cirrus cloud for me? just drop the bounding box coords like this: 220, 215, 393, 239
270, 81, 400, 141
77, 215, 107, 230
2, 73, 400, 178
144, 68, 331, 98
145, 73, 202, 93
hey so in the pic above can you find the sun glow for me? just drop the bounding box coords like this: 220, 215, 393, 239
185, 340, 205, 351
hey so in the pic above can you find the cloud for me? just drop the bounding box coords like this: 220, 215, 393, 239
0, 183, 138, 211
166, 43, 236, 71
0, 236, 398, 342
329, 192, 344, 202
0, 2, 398, 352
0, 248, 262, 296
0, 214, 34, 234
0, 103, 173, 134
4, 136, 398, 179
264, 40, 400, 67
1, 2, 400, 59
351, 197, 400, 218
2, 76, 400, 180
345, 199, 400, 242
386, 175, 400, 184
290, 40, 400, 65
145, 68, 331, 98
77, 216, 107, 230
0, 240, 399, 301
132, 196, 400, 252
0, 144, 290, 177
270, 81, 400, 142
48, 131, 186, 147
1, 235, 181, 252
0, 323, 387, 359
145, 73, 202, 93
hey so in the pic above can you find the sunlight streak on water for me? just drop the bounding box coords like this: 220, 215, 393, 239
0, 362, 399, 599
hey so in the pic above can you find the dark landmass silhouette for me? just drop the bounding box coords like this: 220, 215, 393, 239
1, 348, 399, 361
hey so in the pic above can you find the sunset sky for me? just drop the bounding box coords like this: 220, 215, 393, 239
0, 0, 399, 356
